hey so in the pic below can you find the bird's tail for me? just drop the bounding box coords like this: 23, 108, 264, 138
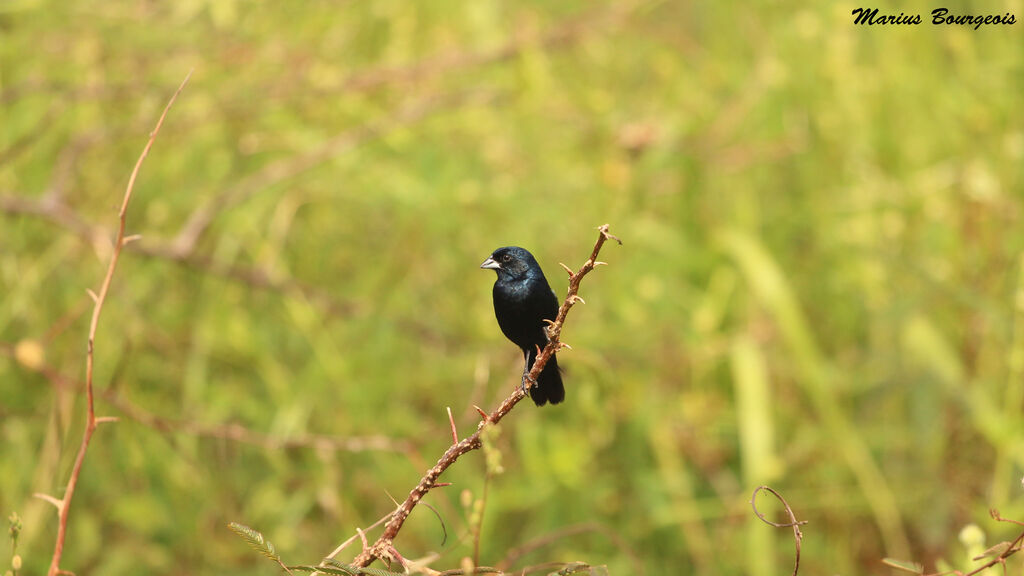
528, 350, 564, 406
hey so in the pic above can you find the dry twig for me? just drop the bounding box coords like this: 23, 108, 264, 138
751, 485, 808, 576
880, 509, 1024, 575
348, 225, 620, 568
40, 71, 192, 576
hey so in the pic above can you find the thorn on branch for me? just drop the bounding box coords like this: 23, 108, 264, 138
447, 407, 459, 445
322, 511, 395, 563
388, 546, 410, 570
122, 234, 142, 245
472, 405, 489, 421
95, 416, 119, 425
347, 224, 619, 570
569, 295, 586, 305
86, 289, 98, 303
34, 493, 64, 511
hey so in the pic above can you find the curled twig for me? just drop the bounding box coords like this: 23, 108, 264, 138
347, 225, 619, 568
751, 485, 807, 576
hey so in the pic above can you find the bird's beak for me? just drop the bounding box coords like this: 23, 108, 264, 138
480, 257, 501, 270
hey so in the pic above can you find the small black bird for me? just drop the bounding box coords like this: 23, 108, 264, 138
481, 246, 564, 406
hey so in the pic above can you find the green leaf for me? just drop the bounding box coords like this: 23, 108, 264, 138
881, 558, 924, 574
348, 567, 401, 576
228, 522, 281, 564
300, 562, 404, 576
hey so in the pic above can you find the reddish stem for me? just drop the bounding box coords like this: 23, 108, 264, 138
46, 71, 191, 576
350, 225, 619, 568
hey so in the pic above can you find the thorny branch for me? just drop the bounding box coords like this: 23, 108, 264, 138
914, 509, 1024, 576
2, 2, 645, 323
40, 71, 192, 576
346, 225, 620, 569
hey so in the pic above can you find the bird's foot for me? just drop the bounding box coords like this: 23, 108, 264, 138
542, 319, 556, 342
520, 373, 537, 395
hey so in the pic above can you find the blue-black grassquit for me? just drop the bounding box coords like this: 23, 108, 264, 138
481, 246, 564, 406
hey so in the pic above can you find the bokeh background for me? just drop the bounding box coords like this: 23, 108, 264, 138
2, 1, 1023, 574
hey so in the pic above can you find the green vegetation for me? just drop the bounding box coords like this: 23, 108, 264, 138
2, 1, 1022, 574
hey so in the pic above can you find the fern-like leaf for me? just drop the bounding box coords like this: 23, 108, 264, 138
228, 522, 281, 564
288, 560, 399, 576
287, 565, 356, 575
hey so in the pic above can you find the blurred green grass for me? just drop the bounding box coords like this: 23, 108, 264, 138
2, 0, 1023, 574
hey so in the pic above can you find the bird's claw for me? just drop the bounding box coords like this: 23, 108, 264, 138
521, 373, 537, 394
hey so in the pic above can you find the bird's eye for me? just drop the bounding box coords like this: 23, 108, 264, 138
501, 253, 511, 262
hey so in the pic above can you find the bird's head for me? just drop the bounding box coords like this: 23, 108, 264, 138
480, 246, 537, 280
